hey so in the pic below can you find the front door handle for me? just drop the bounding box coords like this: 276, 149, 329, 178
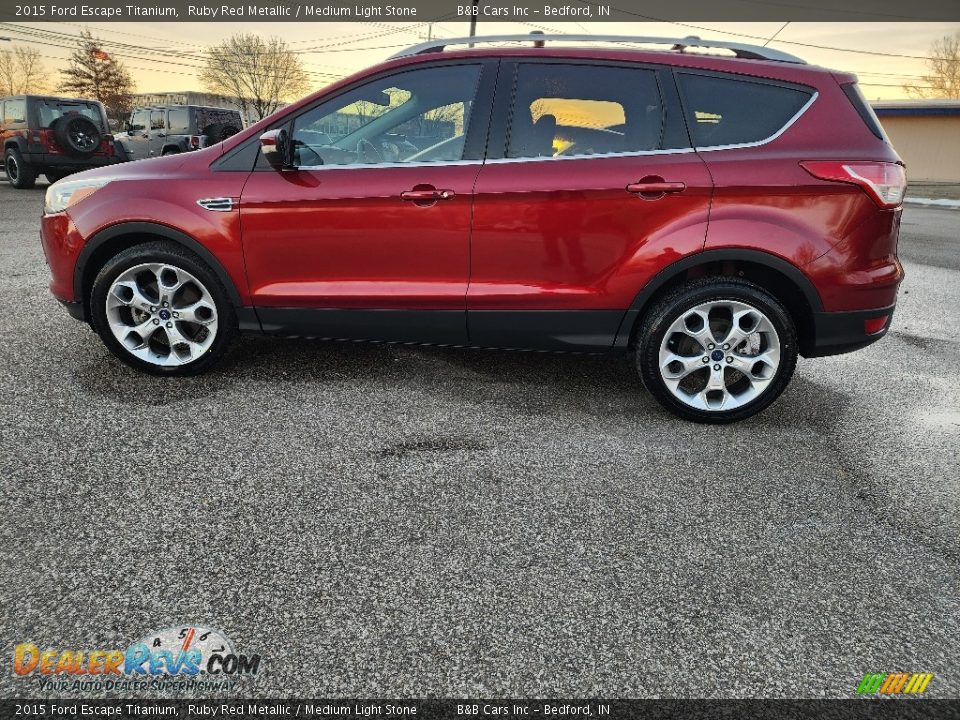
626, 179, 687, 198
400, 188, 456, 202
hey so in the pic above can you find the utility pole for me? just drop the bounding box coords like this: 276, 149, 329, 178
468, 0, 478, 46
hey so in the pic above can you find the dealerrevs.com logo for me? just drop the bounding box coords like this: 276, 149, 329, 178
12, 625, 262, 693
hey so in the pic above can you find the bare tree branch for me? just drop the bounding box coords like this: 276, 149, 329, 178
199, 34, 311, 121
903, 32, 960, 99
0, 46, 49, 95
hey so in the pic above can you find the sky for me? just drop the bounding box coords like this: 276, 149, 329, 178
4, 21, 959, 101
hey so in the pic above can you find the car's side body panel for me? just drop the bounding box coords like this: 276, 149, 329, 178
467, 152, 713, 309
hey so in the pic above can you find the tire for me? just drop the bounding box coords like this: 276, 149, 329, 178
51, 116, 102, 158
4, 146, 37, 189
44, 169, 72, 184
90, 242, 237, 376
160, 147, 181, 156
636, 278, 798, 424
202, 123, 240, 145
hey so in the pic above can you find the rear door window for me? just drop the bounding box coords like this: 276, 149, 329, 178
677, 73, 813, 148
507, 63, 664, 159
150, 110, 165, 131
167, 108, 190, 134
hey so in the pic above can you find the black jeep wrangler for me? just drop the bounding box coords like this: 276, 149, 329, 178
116, 105, 243, 161
2, 95, 121, 189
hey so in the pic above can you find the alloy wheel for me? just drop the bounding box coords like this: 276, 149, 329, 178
105, 262, 218, 367
658, 299, 781, 411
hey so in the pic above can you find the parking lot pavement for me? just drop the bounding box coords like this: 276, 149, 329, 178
0, 180, 957, 699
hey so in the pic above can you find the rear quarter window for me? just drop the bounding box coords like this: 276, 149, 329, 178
167, 108, 190, 134
841, 82, 888, 141
677, 73, 813, 148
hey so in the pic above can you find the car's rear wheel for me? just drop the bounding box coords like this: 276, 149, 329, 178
636, 278, 798, 423
4, 147, 37, 189
90, 242, 237, 375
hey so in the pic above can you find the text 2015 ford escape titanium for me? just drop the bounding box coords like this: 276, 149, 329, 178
40, 35, 905, 423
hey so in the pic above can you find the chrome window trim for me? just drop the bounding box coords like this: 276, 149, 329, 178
692, 90, 818, 152
292, 159, 485, 172
485, 147, 696, 164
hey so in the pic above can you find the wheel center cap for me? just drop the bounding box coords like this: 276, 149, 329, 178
158, 309, 171, 321
710, 349, 724, 361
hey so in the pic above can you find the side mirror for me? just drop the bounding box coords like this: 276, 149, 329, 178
260, 128, 294, 170
124, 123, 133, 133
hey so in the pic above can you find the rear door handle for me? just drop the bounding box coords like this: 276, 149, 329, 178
626, 181, 686, 195
400, 188, 455, 201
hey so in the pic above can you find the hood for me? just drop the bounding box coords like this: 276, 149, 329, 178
63, 143, 224, 184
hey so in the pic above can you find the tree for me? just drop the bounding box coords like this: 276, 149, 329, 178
200, 34, 311, 121
904, 31, 960, 99
58, 30, 134, 119
0, 46, 49, 95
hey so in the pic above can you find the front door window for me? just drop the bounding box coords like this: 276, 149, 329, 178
289, 64, 482, 167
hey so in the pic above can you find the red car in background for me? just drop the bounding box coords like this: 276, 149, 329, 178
39, 35, 905, 422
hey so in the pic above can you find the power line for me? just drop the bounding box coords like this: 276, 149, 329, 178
570, 1, 937, 61
0, 24, 431, 82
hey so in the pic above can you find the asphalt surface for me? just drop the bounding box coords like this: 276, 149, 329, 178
0, 180, 957, 699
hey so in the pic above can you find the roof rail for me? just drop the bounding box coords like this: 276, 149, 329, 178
388, 34, 806, 64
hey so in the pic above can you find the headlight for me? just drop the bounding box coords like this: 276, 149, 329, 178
44, 178, 111, 215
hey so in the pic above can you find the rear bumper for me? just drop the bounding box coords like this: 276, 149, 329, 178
804, 304, 896, 358
24, 151, 121, 169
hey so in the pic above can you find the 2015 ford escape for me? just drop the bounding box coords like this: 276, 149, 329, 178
39, 34, 906, 422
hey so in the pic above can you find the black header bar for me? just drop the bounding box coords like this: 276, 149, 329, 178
2, 0, 959, 23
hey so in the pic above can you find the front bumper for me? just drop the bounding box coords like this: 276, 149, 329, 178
58, 299, 87, 322
40, 213, 84, 308
804, 304, 896, 358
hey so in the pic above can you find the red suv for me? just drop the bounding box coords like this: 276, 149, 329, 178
40, 35, 905, 422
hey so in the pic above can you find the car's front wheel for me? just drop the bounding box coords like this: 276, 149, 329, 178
90, 242, 237, 375
636, 278, 798, 423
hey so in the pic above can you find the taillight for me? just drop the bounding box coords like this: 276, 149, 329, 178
101, 134, 115, 157
190, 135, 200, 149
37, 129, 60, 154
801, 161, 907, 209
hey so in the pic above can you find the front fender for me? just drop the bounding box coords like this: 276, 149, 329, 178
67, 174, 251, 306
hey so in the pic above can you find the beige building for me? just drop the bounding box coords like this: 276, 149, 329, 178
873, 100, 960, 183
